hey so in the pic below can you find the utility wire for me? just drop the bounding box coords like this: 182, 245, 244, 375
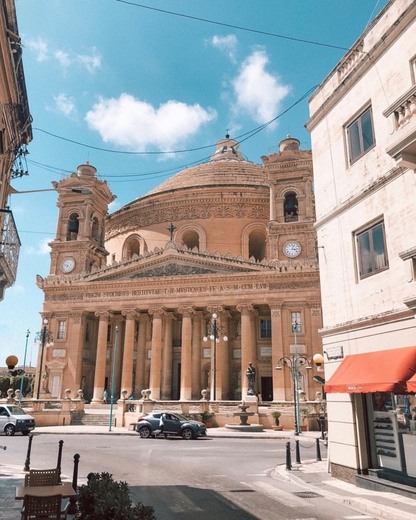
115, 0, 351, 52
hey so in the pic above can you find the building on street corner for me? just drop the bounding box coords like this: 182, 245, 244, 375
307, 0, 416, 487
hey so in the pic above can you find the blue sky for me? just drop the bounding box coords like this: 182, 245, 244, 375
1, 0, 388, 365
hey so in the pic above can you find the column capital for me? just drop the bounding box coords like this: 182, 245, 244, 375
148, 307, 167, 318
206, 305, 225, 315
121, 309, 139, 320
94, 311, 111, 320
236, 304, 258, 316
178, 306, 195, 316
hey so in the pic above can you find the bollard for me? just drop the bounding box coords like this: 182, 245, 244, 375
56, 440, 64, 483
295, 439, 301, 464
23, 433, 33, 472
316, 437, 322, 461
285, 441, 292, 470
319, 415, 326, 440
67, 453, 80, 515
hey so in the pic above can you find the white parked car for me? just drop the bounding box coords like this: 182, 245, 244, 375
0, 404, 36, 436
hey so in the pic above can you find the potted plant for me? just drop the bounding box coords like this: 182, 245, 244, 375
200, 411, 216, 427
300, 408, 310, 431
271, 411, 283, 430
75, 472, 156, 519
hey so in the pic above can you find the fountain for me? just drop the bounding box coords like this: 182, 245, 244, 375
225, 400, 264, 432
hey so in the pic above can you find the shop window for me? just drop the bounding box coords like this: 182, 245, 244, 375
57, 320, 66, 340
248, 229, 266, 261
346, 106, 375, 164
356, 221, 388, 278
182, 230, 199, 250
260, 319, 271, 338
67, 213, 79, 241
284, 192, 299, 222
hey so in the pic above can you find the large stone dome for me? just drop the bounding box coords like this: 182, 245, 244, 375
145, 137, 266, 197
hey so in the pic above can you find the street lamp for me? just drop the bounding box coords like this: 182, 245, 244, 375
275, 321, 311, 435
18, 330, 30, 404
34, 319, 54, 400
203, 313, 228, 401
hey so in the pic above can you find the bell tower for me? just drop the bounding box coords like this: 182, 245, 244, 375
49, 162, 115, 276
262, 136, 316, 261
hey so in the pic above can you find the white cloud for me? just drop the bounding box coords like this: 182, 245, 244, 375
77, 50, 102, 73
55, 49, 71, 69
210, 34, 237, 62
54, 93, 77, 118
232, 50, 290, 126
26, 238, 53, 256
85, 94, 217, 151
26, 37, 49, 61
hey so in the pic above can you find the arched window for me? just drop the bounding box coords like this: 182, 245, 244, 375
124, 236, 141, 260
284, 192, 298, 222
91, 217, 100, 244
249, 230, 266, 261
182, 230, 199, 250
67, 213, 79, 241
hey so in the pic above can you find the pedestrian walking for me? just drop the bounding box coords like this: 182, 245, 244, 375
102, 389, 108, 404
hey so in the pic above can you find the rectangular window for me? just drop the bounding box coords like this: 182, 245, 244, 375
57, 320, 66, 340
411, 55, 416, 84
346, 106, 375, 164
260, 319, 271, 338
291, 312, 302, 333
357, 221, 388, 278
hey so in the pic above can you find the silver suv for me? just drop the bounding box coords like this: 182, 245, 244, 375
0, 405, 36, 436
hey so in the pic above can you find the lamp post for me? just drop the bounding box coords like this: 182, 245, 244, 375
109, 326, 119, 432
18, 330, 30, 404
203, 313, 228, 401
34, 319, 54, 400
275, 321, 311, 435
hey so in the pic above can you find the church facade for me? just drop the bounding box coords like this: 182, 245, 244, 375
36, 135, 323, 405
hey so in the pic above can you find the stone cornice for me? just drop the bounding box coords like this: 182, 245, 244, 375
106, 194, 269, 239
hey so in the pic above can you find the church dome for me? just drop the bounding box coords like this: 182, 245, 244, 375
145, 136, 266, 197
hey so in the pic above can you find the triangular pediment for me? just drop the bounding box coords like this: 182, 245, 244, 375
86, 244, 273, 282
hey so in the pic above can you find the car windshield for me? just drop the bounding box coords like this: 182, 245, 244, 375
7, 406, 28, 415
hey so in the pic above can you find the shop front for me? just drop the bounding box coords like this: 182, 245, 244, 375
325, 346, 416, 485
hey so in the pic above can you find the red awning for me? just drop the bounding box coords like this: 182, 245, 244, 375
406, 372, 416, 393
325, 346, 416, 394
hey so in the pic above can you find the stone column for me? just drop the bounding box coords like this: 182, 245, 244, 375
269, 182, 276, 221
92, 311, 110, 403
135, 313, 148, 393
120, 310, 137, 398
148, 308, 165, 400
216, 312, 230, 400
269, 302, 285, 400
67, 311, 85, 394
191, 312, 203, 399
237, 304, 255, 399
161, 313, 175, 399
113, 316, 123, 400
179, 307, 194, 401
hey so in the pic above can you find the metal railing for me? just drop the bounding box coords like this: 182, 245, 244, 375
0, 209, 21, 292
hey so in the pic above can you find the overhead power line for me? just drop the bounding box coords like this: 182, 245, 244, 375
115, 0, 351, 52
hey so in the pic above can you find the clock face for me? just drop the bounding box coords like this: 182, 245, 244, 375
61, 257, 75, 273
283, 241, 301, 258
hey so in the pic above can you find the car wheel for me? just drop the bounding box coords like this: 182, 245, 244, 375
182, 427, 194, 440
139, 426, 152, 438
4, 425, 15, 436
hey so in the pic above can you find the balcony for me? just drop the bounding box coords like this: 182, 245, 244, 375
0, 209, 21, 300
384, 84, 416, 169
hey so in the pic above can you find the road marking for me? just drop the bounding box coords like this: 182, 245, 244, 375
240, 480, 311, 508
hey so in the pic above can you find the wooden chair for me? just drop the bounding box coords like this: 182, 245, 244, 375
24, 468, 60, 487
21, 494, 66, 519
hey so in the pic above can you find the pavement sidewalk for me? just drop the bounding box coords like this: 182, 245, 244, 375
1, 425, 416, 520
